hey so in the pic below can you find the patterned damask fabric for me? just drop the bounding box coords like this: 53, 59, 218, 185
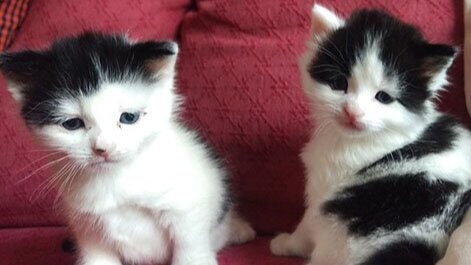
0, 0, 467, 264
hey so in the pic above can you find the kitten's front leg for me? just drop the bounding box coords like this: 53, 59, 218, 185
270, 210, 313, 258
77, 240, 121, 265
171, 214, 218, 265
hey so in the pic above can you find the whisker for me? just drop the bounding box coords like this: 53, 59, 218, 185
16, 154, 70, 184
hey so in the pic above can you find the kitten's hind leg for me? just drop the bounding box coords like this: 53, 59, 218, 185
270, 211, 313, 258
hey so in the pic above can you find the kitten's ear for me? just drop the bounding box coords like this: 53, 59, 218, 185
133, 41, 178, 79
0, 51, 45, 104
416, 43, 457, 92
310, 4, 344, 42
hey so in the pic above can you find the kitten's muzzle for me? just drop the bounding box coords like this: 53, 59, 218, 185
93, 147, 110, 160
340, 105, 365, 130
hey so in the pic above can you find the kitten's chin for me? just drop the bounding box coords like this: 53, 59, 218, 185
334, 121, 374, 138
85, 158, 125, 171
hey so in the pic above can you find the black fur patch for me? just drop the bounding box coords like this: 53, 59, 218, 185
0, 32, 176, 126
197, 136, 233, 223
322, 173, 458, 236
360, 240, 439, 265
309, 9, 455, 113
217, 170, 233, 223
358, 115, 458, 174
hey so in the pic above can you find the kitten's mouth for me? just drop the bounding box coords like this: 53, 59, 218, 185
338, 118, 365, 132
88, 157, 121, 167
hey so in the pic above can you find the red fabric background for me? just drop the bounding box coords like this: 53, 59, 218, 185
0, 0, 467, 264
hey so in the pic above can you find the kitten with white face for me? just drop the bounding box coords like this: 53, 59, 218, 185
0, 32, 255, 265
270, 5, 471, 265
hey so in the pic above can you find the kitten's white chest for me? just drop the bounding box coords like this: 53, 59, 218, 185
301, 136, 356, 206
92, 206, 172, 264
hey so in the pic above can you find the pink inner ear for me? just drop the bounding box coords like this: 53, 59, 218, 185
312, 19, 331, 37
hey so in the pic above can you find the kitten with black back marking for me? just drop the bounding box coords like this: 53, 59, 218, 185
270, 5, 471, 265
0, 32, 255, 265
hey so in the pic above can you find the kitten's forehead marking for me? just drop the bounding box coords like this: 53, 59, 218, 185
350, 40, 399, 97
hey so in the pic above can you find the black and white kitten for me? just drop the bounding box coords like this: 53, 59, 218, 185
270, 5, 471, 265
0, 32, 255, 265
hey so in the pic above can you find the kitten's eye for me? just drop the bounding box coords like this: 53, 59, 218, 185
119, 112, 140, 124
329, 77, 348, 93
375, 91, 395, 104
62, 118, 85, 130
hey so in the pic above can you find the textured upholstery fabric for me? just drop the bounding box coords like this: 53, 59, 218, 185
0, 0, 467, 264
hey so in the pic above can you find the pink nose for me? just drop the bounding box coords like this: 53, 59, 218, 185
342, 105, 363, 125
93, 148, 109, 159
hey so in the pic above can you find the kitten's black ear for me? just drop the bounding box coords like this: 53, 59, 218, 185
132, 40, 178, 79
0, 50, 45, 103
416, 43, 457, 92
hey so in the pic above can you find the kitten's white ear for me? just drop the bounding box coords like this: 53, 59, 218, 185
311, 4, 344, 42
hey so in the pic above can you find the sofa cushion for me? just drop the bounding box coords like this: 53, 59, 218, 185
0, 227, 303, 265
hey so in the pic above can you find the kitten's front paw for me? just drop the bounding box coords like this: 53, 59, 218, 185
270, 233, 292, 256
230, 217, 256, 244
173, 253, 218, 265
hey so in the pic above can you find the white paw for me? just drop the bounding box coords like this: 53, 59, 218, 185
270, 233, 292, 256
230, 217, 256, 244
174, 255, 217, 265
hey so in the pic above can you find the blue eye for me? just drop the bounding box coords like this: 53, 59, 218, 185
119, 112, 140, 124
62, 118, 85, 130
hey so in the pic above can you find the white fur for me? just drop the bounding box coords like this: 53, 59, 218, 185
310, 4, 345, 42
271, 4, 471, 265
18, 48, 254, 265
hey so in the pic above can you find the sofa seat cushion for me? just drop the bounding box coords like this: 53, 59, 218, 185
0, 227, 303, 265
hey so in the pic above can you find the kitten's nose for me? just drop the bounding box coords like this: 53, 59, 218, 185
93, 147, 109, 159
342, 105, 364, 124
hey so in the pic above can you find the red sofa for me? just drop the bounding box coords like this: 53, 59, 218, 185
0, 0, 468, 264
